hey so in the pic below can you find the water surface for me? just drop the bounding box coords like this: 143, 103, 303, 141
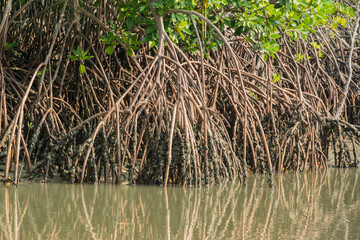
1, 168, 359, 240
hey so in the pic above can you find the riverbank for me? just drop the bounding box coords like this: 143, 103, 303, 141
1, 140, 359, 185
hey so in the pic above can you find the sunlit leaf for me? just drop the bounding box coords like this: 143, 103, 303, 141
149, 40, 156, 48
67, 55, 77, 61
106, 46, 114, 55
270, 33, 280, 39
126, 48, 134, 56
79, 64, 86, 74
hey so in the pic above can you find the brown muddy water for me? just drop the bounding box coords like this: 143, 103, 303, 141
0, 168, 359, 240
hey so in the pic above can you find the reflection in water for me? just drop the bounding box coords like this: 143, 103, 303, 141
0, 169, 359, 239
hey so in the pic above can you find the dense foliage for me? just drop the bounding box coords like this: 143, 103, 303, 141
94, 0, 355, 57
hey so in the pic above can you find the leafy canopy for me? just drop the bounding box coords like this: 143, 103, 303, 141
79, 0, 355, 59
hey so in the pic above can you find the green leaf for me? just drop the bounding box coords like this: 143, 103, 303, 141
106, 46, 114, 55
82, 50, 89, 57
77, 46, 83, 55
318, 50, 324, 57
79, 64, 86, 74
182, 28, 192, 34
9, 41, 19, 48
146, 25, 156, 34
126, 48, 134, 56
108, 32, 115, 40
268, 19, 280, 27
264, 54, 269, 61
101, 35, 108, 43
126, 18, 134, 29
178, 21, 187, 28
151, 2, 161, 8
82, 55, 93, 60
270, 33, 280, 39
67, 55, 77, 61
178, 29, 185, 41
149, 40, 156, 48
244, 2, 252, 8
273, 73, 281, 83
235, 26, 249, 36
140, 36, 152, 43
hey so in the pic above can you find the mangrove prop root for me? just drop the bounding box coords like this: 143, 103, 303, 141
0, 1, 359, 185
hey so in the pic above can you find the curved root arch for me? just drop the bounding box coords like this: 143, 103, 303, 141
1, 2, 359, 185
